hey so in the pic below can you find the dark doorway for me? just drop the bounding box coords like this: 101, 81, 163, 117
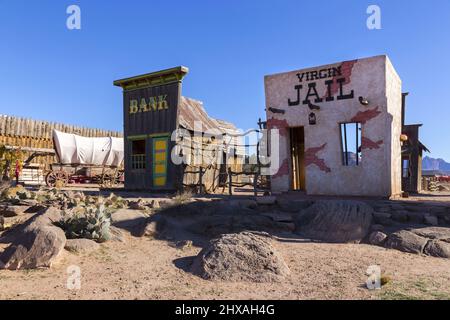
219, 151, 227, 187
289, 127, 305, 191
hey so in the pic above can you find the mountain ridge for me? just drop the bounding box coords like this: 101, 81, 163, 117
422, 156, 450, 173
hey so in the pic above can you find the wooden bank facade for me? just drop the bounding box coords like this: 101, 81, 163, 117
114, 67, 244, 192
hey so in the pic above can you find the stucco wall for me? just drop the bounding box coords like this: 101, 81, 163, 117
264, 55, 402, 197
385, 57, 403, 197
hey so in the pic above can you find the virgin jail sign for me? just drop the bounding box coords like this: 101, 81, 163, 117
287, 65, 355, 107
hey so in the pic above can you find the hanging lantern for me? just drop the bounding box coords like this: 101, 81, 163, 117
400, 134, 408, 142
309, 112, 316, 125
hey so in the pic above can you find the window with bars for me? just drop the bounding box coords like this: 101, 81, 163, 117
340, 122, 362, 166
131, 139, 146, 170
402, 159, 410, 178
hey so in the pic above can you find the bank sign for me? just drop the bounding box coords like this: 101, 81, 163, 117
287, 64, 356, 107
124, 81, 180, 137
129, 95, 169, 114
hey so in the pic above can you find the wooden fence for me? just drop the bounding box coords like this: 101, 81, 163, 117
0, 114, 122, 168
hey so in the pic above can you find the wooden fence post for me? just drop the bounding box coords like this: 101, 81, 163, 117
253, 172, 259, 197
199, 166, 204, 194
228, 167, 232, 196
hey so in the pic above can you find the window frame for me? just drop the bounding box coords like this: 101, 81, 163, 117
130, 138, 146, 170
339, 122, 362, 167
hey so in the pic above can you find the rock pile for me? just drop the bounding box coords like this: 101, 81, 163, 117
384, 227, 450, 258
371, 201, 450, 227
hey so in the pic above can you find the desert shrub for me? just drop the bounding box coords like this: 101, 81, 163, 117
57, 203, 111, 243
0, 184, 37, 203
172, 191, 193, 206
0, 145, 24, 181
103, 193, 128, 211
381, 274, 392, 286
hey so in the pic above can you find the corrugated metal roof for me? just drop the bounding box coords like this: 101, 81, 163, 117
179, 96, 246, 156
179, 97, 221, 132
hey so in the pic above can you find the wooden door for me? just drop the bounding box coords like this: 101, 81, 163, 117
152, 136, 169, 188
289, 127, 305, 191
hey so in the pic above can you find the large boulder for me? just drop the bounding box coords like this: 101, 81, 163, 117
423, 240, 450, 258
295, 200, 373, 243
385, 230, 428, 254
0, 207, 66, 270
191, 232, 290, 283
369, 231, 387, 246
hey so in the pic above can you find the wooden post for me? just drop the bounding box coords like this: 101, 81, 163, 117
228, 167, 232, 196
253, 172, 259, 197
199, 166, 204, 194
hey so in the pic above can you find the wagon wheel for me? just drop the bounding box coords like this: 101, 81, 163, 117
100, 171, 120, 188
45, 171, 69, 188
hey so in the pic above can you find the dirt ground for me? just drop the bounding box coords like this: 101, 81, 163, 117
1, 230, 450, 300
1, 189, 450, 300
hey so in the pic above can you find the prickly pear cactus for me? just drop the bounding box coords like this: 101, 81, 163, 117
58, 203, 111, 243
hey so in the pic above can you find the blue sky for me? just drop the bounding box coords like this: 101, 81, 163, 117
1, 0, 450, 160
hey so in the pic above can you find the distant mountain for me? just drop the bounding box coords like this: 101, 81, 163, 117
422, 156, 450, 174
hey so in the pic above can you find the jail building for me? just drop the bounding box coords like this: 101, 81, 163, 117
114, 67, 244, 192
264, 55, 403, 197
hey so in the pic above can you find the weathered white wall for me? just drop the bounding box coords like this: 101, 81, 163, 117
385, 57, 403, 197
264, 55, 402, 197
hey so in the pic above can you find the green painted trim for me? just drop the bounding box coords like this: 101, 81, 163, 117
152, 136, 169, 189
113, 66, 189, 91
120, 80, 181, 93
127, 135, 147, 141
149, 132, 171, 138
127, 133, 171, 140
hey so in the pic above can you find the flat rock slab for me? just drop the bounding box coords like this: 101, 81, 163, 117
228, 199, 258, 210
260, 212, 293, 223
295, 200, 373, 243
65, 239, 100, 253
410, 227, 450, 241
276, 199, 314, 213
0, 205, 29, 217
255, 196, 277, 205
110, 209, 147, 230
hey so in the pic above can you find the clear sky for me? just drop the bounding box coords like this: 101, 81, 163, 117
1, 0, 450, 160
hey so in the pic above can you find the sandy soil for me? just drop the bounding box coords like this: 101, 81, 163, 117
1, 230, 450, 300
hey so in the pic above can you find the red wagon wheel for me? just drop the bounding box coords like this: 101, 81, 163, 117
45, 171, 69, 188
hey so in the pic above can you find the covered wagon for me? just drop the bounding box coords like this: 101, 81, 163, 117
45, 130, 124, 188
